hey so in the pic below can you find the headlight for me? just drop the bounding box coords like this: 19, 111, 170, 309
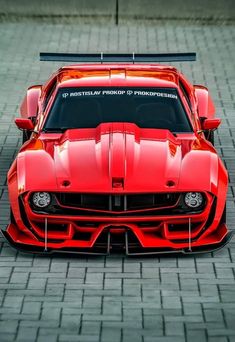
32, 192, 51, 208
184, 192, 203, 208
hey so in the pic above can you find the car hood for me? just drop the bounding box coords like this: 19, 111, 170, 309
17, 123, 219, 193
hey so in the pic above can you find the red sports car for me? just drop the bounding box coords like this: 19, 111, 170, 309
1, 52, 233, 255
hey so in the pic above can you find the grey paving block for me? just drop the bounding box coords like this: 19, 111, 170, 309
101, 327, 121, 342
22, 301, 41, 316
16, 327, 38, 341
60, 314, 81, 329
0, 333, 16, 342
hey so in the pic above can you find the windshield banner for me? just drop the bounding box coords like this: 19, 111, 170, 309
61, 89, 178, 100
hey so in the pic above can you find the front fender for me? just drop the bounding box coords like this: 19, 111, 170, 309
178, 144, 228, 196
16, 150, 58, 193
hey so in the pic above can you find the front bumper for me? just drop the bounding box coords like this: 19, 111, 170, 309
3, 188, 232, 256
1, 222, 233, 256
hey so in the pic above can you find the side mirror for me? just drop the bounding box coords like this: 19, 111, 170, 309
15, 118, 34, 130
201, 118, 221, 131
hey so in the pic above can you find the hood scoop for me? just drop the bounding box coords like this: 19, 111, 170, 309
53, 123, 183, 192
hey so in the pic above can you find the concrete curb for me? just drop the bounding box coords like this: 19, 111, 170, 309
0, 0, 234, 20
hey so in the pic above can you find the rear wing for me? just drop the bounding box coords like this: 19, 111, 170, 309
40, 52, 196, 63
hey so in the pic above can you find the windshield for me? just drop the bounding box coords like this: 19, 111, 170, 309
43, 87, 192, 133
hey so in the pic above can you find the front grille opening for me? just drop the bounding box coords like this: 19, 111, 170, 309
35, 222, 68, 232
136, 222, 161, 228
59, 193, 109, 210
19, 196, 32, 229
95, 230, 110, 245
127, 194, 177, 209
206, 198, 217, 227
76, 221, 100, 228
73, 232, 92, 241
57, 193, 179, 212
168, 222, 200, 232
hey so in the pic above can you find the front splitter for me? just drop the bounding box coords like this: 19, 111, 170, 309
1, 228, 234, 257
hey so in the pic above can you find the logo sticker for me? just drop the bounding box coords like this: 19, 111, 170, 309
61, 89, 177, 99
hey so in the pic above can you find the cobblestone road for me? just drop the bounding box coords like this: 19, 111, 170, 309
0, 20, 235, 342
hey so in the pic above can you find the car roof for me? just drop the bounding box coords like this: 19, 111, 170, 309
55, 64, 180, 89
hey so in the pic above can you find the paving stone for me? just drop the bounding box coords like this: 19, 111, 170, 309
100, 327, 121, 342
16, 327, 38, 341
60, 314, 81, 329
22, 301, 41, 316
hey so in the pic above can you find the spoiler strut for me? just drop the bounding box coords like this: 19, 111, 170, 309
40, 52, 196, 63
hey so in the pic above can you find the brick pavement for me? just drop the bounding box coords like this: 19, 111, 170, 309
0, 20, 235, 342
